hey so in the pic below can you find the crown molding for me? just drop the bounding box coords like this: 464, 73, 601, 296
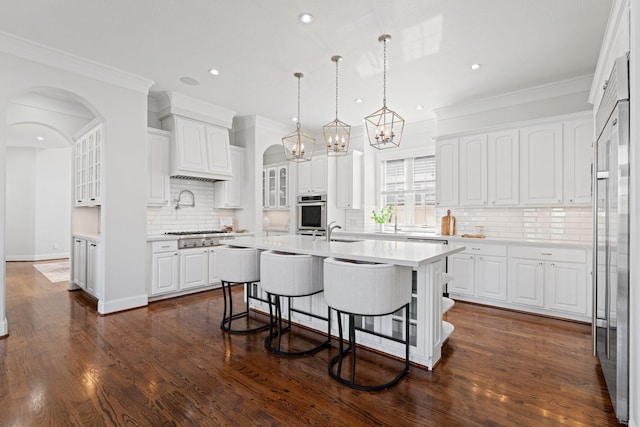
0, 30, 154, 94
10, 92, 94, 119
434, 74, 593, 121
156, 91, 235, 129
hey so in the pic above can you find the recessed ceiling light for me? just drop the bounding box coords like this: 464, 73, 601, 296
299, 13, 314, 24
208, 68, 220, 76
470, 63, 481, 71
416, 105, 423, 111
180, 76, 200, 86
355, 98, 363, 103
36, 136, 44, 141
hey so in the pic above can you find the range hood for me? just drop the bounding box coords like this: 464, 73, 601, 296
156, 92, 236, 182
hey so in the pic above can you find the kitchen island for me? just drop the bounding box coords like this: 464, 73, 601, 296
228, 235, 465, 370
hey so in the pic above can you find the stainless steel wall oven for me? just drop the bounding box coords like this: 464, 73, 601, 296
297, 194, 327, 234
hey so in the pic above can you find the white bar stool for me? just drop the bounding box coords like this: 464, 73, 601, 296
260, 251, 331, 356
216, 246, 269, 334
323, 257, 412, 391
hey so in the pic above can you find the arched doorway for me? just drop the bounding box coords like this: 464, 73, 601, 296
5, 87, 97, 289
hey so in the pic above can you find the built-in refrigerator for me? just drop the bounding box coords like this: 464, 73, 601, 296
593, 54, 630, 424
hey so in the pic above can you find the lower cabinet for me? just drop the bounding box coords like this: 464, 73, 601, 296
72, 236, 102, 299
180, 248, 209, 290
448, 241, 589, 321
449, 243, 507, 302
149, 241, 222, 297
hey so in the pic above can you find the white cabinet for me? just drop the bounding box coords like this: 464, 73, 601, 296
435, 139, 459, 207
150, 241, 179, 296
162, 115, 232, 180
508, 245, 588, 315
147, 128, 171, 206
520, 123, 563, 205
488, 129, 519, 206
297, 156, 327, 194
214, 146, 244, 208
180, 247, 209, 290
263, 163, 289, 209
563, 118, 593, 205
86, 241, 102, 299
72, 236, 102, 299
72, 238, 87, 289
74, 122, 103, 206
448, 243, 507, 302
208, 247, 222, 287
336, 150, 362, 209
459, 135, 488, 206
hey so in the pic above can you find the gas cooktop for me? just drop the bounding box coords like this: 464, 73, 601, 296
165, 230, 227, 236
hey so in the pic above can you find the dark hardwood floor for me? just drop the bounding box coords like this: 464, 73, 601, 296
0, 261, 620, 426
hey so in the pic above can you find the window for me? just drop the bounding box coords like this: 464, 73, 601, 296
381, 155, 436, 230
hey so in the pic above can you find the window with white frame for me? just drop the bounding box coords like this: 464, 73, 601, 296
380, 155, 437, 230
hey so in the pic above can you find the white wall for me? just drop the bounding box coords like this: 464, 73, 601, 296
5, 148, 36, 259
5, 146, 71, 261
34, 147, 71, 259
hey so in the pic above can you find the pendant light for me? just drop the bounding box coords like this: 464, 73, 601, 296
323, 55, 350, 156
365, 34, 404, 149
283, 72, 315, 162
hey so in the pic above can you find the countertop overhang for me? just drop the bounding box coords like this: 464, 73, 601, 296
226, 235, 465, 268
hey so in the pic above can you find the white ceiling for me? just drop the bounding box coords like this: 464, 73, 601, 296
0, 0, 612, 131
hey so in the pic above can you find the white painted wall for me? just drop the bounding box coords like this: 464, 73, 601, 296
5, 146, 71, 261
34, 147, 71, 259
5, 147, 36, 259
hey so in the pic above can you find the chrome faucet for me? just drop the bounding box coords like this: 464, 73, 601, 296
175, 189, 195, 210
312, 229, 320, 241
326, 221, 342, 242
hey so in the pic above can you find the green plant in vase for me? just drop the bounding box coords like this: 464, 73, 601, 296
371, 205, 394, 231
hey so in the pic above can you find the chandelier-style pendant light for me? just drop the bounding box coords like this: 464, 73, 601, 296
323, 55, 350, 156
365, 34, 404, 150
283, 72, 315, 162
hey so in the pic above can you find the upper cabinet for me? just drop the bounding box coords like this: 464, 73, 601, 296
74, 121, 103, 207
487, 130, 519, 206
435, 113, 592, 208
336, 150, 362, 209
435, 139, 459, 207
161, 115, 233, 181
298, 155, 327, 194
459, 134, 488, 206
214, 146, 244, 209
147, 128, 171, 206
263, 163, 288, 209
563, 118, 593, 205
519, 123, 563, 206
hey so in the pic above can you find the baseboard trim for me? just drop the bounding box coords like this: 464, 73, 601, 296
98, 294, 148, 315
5, 253, 70, 262
0, 316, 8, 337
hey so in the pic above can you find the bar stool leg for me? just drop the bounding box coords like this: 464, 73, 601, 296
220, 280, 270, 334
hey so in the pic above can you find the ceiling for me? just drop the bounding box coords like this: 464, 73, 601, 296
0, 0, 612, 131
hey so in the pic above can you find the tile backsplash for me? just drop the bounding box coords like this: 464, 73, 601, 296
437, 206, 592, 242
147, 178, 235, 235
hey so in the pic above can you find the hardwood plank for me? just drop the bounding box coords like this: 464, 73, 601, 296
0, 261, 621, 426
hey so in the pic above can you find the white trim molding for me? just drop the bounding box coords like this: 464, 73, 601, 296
0, 30, 154, 94
97, 294, 148, 315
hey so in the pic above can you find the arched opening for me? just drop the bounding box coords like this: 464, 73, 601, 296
5, 87, 98, 287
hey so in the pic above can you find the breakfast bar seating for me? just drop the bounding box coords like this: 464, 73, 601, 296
260, 251, 331, 356
323, 257, 413, 391
216, 246, 270, 334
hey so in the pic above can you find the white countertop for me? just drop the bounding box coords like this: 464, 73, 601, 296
332, 230, 591, 250
226, 235, 465, 268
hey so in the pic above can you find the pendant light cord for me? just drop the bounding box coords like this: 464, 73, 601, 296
296, 74, 301, 130
382, 37, 387, 108
335, 59, 339, 119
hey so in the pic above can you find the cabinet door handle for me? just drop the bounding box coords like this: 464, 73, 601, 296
550, 263, 555, 267
570, 199, 574, 203
469, 255, 474, 259
479, 256, 483, 260
538, 262, 543, 266
90, 243, 97, 247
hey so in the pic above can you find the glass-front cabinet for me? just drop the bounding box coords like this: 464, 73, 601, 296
263, 164, 288, 209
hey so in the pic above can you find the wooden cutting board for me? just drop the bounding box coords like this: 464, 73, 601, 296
441, 210, 456, 236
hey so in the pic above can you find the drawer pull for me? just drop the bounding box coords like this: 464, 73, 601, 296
161, 245, 170, 248
541, 252, 552, 256
471, 247, 480, 251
